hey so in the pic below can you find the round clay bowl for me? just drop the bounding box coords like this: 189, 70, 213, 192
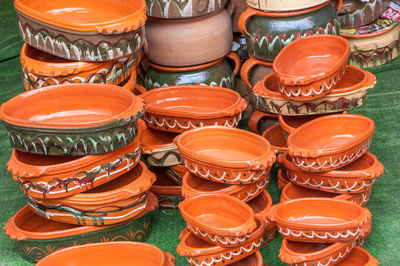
270, 198, 371, 243
149, 167, 183, 209
165, 164, 187, 184
277, 169, 290, 190
287, 114, 375, 172
0, 84, 144, 155
174, 126, 275, 185
36, 241, 175, 266
273, 35, 350, 101
141, 85, 247, 133
262, 124, 288, 154
336, 246, 379, 265
246, 0, 335, 11
230, 251, 264, 266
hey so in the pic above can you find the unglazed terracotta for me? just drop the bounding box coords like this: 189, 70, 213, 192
241, 56, 273, 89
339, 0, 390, 28
15, 0, 145, 62
174, 126, 275, 185
145, 9, 232, 66
0, 84, 144, 155
142, 86, 247, 133
4, 195, 157, 263
336, 246, 379, 265
149, 167, 183, 209
248, 110, 278, 135
270, 198, 371, 243
262, 124, 288, 154
277, 169, 290, 190
287, 114, 375, 172
166, 164, 187, 184
246, 0, 341, 12
27, 162, 156, 226
36, 241, 175, 266
230, 251, 264, 266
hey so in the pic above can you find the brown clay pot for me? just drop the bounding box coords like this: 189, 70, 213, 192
262, 124, 288, 154
149, 167, 183, 209
336, 246, 379, 265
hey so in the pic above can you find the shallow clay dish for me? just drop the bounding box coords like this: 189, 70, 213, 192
270, 198, 371, 243
149, 168, 183, 209
336, 246, 379, 265
165, 164, 186, 184
0, 84, 144, 155
277, 169, 290, 190
287, 114, 375, 172
142, 86, 247, 133
273, 35, 350, 101
262, 124, 288, 154
230, 251, 264, 266
175, 126, 275, 185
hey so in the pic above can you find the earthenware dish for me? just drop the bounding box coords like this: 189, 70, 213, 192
339, 0, 390, 28
165, 164, 186, 184
241, 57, 273, 89
246, 0, 341, 11
248, 110, 278, 135
262, 124, 288, 154
149, 168, 183, 209
277, 169, 290, 190
337, 246, 379, 265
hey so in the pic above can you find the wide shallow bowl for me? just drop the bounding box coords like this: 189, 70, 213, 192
142, 86, 247, 133
165, 164, 186, 185
273, 35, 350, 101
246, 0, 338, 11
277, 169, 290, 190
270, 198, 371, 243
0, 84, 144, 155
27, 162, 156, 226
36, 241, 175, 266
262, 124, 288, 154
336, 246, 379, 265
288, 114, 375, 172
149, 168, 183, 209
174, 126, 275, 185
230, 251, 264, 266
4, 195, 157, 263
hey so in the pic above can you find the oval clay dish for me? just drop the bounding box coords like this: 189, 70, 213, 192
336, 246, 379, 266
0, 84, 145, 155
174, 126, 275, 185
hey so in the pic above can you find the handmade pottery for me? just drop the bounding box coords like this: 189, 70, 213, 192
0, 84, 144, 155
120, 72, 138, 93
4, 195, 157, 263
241, 56, 273, 89
36, 241, 175, 266
149, 168, 183, 209
248, 110, 278, 135
239, 3, 340, 62
339, 0, 390, 28
165, 164, 187, 184
145, 9, 232, 66
142, 86, 247, 133
15, 0, 145, 62
287, 114, 375, 172
144, 52, 240, 90
246, 0, 341, 11
270, 198, 371, 243
336, 246, 379, 265
27, 162, 156, 226
230, 251, 264, 266
174, 126, 275, 185
262, 124, 288, 154
277, 169, 290, 190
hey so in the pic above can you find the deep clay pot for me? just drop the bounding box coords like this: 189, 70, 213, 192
339, 0, 390, 28
149, 167, 183, 209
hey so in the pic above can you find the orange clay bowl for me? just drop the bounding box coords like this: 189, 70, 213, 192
165, 164, 186, 184
262, 124, 288, 155
273, 35, 350, 101
27, 162, 156, 226
36, 242, 175, 266
278, 152, 383, 194
174, 126, 275, 185
336, 246, 379, 266
141, 85, 247, 133
230, 251, 264, 266
277, 169, 290, 190
287, 114, 375, 172
269, 198, 371, 243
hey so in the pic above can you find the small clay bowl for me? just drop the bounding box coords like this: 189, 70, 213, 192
230, 251, 264, 266
27, 162, 156, 226
262, 124, 288, 154
165, 164, 186, 185
36, 241, 175, 266
336, 246, 379, 266
287, 114, 375, 172
141, 85, 247, 133
0, 84, 144, 155
149, 167, 183, 209
273, 35, 350, 101
174, 126, 275, 185
270, 198, 371, 243
277, 169, 290, 190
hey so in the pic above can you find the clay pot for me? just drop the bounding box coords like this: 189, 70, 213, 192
230, 251, 264, 266
4, 196, 157, 263
277, 169, 290, 190
141, 86, 247, 133
165, 164, 187, 184
239, 3, 340, 62
262, 124, 288, 154
36, 241, 175, 266
145, 9, 233, 66
149, 168, 183, 209
174, 126, 275, 185
247, 0, 341, 12
0, 84, 144, 155
339, 0, 390, 28
336, 246, 379, 265
15, 0, 145, 61
27, 162, 156, 226
248, 110, 278, 135
241, 56, 273, 89
144, 52, 240, 90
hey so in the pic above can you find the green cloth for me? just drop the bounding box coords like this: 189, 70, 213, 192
0, 2, 399, 265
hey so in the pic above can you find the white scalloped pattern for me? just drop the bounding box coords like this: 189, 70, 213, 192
278, 227, 361, 240
187, 224, 252, 246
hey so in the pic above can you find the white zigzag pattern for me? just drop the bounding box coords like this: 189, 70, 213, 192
238, 177, 268, 202
293, 245, 353, 266
278, 227, 361, 240
351, 191, 370, 207
188, 224, 252, 245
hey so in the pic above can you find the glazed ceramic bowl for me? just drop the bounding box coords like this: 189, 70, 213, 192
36, 242, 175, 266
4, 195, 157, 263
287, 114, 375, 172
248, 110, 278, 135
0, 84, 144, 155
262, 124, 288, 154
270, 198, 371, 243
142, 86, 247, 133
240, 57, 273, 89
174, 126, 275, 185
246, 0, 340, 11
339, 0, 390, 28
230, 251, 264, 266
277, 169, 290, 190
336, 246, 379, 265
27, 162, 156, 226
165, 164, 187, 184
149, 168, 183, 209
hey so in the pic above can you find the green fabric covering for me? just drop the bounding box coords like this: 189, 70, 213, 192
0, 3, 399, 265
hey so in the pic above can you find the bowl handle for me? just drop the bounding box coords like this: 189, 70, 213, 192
226, 52, 241, 77
248, 110, 277, 134
241, 57, 273, 91
238, 8, 257, 38
133, 84, 147, 96
333, 0, 342, 10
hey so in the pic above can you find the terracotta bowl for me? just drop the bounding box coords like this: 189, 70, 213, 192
262, 124, 288, 154
230, 251, 264, 266
270, 198, 371, 243
248, 110, 278, 135
174, 126, 275, 185
141, 85, 247, 133
0, 84, 144, 155
15, 0, 145, 62
287, 114, 375, 172
4, 196, 157, 263
336, 246, 379, 265
277, 169, 290, 190
149, 167, 183, 209
36, 241, 175, 266
273, 35, 350, 101
27, 162, 156, 226
165, 164, 187, 185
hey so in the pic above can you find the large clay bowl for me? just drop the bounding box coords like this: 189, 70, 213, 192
141, 86, 247, 133
230, 251, 264, 266
27, 162, 156, 226
4, 195, 157, 264
174, 126, 275, 184
247, 0, 341, 11
287, 114, 375, 172
339, 0, 390, 28
165, 164, 187, 184
149, 168, 183, 209
262, 124, 288, 154
0, 84, 144, 155
36, 241, 175, 266
336, 246, 379, 265
270, 198, 371, 243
